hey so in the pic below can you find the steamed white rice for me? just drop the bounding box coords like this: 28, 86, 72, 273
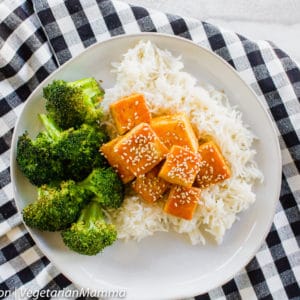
102, 41, 263, 245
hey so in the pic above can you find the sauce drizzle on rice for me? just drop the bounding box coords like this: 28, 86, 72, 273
102, 41, 263, 245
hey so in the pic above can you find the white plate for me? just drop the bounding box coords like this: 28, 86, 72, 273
11, 33, 281, 299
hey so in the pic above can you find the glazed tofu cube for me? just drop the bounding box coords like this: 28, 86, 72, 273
151, 113, 198, 151
100, 137, 135, 184
114, 123, 169, 176
110, 93, 151, 134
164, 185, 201, 220
132, 165, 169, 203
195, 141, 231, 188
159, 145, 201, 187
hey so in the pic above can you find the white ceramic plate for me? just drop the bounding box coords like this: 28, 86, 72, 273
11, 33, 281, 299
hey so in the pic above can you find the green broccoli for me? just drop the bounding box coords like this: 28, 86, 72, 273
39, 114, 108, 181
22, 180, 88, 231
78, 167, 124, 208
16, 131, 63, 186
22, 167, 124, 231
61, 200, 117, 255
43, 78, 104, 129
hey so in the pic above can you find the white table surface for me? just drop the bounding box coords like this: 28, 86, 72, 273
124, 0, 300, 65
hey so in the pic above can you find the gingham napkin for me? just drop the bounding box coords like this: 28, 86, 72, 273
0, 0, 299, 299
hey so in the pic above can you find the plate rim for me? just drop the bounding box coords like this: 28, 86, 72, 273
10, 32, 282, 299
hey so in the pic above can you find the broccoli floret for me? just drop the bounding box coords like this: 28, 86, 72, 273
39, 114, 108, 181
78, 168, 124, 209
22, 168, 124, 231
16, 131, 63, 186
43, 78, 104, 129
22, 180, 88, 231
61, 200, 117, 255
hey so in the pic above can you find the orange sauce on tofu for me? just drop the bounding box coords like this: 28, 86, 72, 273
110, 93, 151, 135
132, 165, 169, 203
164, 185, 201, 220
195, 141, 231, 188
104, 94, 232, 221
151, 113, 198, 151
100, 137, 135, 184
114, 123, 168, 177
159, 145, 202, 187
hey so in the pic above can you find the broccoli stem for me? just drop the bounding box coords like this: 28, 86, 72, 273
77, 168, 124, 209
78, 201, 104, 225
39, 113, 61, 140
77, 170, 106, 203
77, 170, 98, 193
